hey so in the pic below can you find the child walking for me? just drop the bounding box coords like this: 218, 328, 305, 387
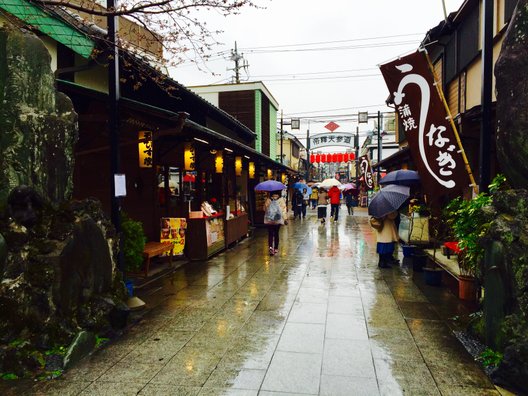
264, 191, 288, 255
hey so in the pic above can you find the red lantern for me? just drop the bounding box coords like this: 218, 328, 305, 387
349, 153, 355, 161
320, 154, 326, 163
332, 153, 338, 163
310, 154, 315, 163
337, 153, 344, 163
315, 154, 321, 163
343, 153, 349, 162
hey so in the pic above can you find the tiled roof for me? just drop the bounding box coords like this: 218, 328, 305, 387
0, 0, 94, 58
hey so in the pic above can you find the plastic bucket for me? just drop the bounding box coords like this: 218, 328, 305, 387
424, 268, 443, 286
402, 245, 416, 257
125, 280, 134, 297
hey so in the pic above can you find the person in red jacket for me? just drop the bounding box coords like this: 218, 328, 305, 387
327, 185, 341, 222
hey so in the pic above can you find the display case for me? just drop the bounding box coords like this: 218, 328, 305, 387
186, 213, 225, 260
399, 213, 430, 244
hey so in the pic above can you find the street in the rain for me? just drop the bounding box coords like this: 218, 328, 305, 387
6, 209, 506, 396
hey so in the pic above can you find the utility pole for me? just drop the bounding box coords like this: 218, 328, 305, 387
107, 0, 123, 272
480, 0, 494, 193
355, 126, 360, 187
306, 122, 310, 180
377, 111, 382, 181
280, 110, 284, 164
229, 42, 247, 84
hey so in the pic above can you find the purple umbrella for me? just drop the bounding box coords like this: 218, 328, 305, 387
379, 170, 420, 186
368, 184, 410, 218
254, 180, 287, 192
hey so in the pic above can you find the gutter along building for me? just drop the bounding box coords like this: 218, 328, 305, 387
0, 0, 292, 263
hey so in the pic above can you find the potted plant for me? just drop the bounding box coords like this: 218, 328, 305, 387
121, 212, 146, 273
444, 193, 492, 300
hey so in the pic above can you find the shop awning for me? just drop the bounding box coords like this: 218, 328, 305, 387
372, 146, 411, 170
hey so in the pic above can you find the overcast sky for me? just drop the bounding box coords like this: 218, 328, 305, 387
171, 0, 465, 145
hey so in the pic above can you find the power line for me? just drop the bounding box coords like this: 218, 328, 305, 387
250, 67, 378, 78
285, 104, 388, 116
240, 33, 424, 50
245, 40, 419, 54
262, 73, 380, 82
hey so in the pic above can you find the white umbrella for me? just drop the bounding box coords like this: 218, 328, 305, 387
319, 178, 342, 189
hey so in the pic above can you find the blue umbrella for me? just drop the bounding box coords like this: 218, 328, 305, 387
254, 180, 287, 192
379, 170, 420, 186
292, 182, 308, 191
368, 184, 410, 218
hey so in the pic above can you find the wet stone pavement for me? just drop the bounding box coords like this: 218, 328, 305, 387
15, 208, 508, 395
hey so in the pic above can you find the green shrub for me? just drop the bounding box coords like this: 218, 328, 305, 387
120, 213, 146, 272
478, 348, 503, 368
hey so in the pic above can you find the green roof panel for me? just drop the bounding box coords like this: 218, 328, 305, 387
0, 0, 95, 58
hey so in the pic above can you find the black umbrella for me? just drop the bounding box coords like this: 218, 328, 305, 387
368, 184, 410, 218
379, 170, 420, 186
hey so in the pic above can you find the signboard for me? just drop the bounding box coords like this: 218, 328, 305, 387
359, 154, 374, 190
310, 132, 355, 150
379, 50, 474, 196
324, 121, 340, 132
160, 217, 187, 256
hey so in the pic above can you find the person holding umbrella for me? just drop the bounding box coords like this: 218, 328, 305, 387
263, 190, 288, 256
317, 188, 329, 224
368, 185, 410, 268
328, 185, 341, 223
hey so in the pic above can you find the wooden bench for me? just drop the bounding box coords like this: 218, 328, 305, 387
142, 242, 173, 277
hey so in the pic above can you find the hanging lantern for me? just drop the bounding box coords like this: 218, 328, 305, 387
249, 161, 255, 179
349, 153, 355, 161
267, 169, 272, 179
310, 154, 315, 163
184, 142, 195, 171
235, 156, 242, 176
343, 153, 349, 162
315, 154, 321, 163
138, 131, 153, 168
215, 150, 223, 173
320, 154, 326, 163
281, 173, 287, 184
337, 153, 344, 163
332, 153, 338, 163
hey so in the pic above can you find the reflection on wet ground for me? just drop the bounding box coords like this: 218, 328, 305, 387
12, 208, 509, 395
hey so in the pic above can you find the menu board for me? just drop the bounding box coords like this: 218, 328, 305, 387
205, 217, 224, 248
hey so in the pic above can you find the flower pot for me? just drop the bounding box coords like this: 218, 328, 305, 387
412, 253, 427, 272
423, 267, 443, 286
402, 245, 416, 257
458, 275, 478, 301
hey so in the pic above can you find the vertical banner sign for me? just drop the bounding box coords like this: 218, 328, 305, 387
138, 131, 153, 168
379, 50, 474, 196
359, 154, 374, 190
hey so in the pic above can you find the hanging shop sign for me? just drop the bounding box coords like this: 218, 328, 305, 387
235, 156, 243, 176
215, 150, 224, 173
379, 50, 476, 196
359, 154, 374, 190
138, 131, 153, 168
160, 217, 187, 256
267, 169, 272, 180
309, 132, 356, 150
184, 142, 195, 171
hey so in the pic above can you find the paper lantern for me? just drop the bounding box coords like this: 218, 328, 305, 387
138, 131, 153, 168
235, 156, 242, 176
281, 173, 287, 184
249, 161, 255, 179
315, 154, 321, 163
332, 153, 338, 163
337, 153, 344, 163
215, 150, 223, 173
184, 142, 195, 171
267, 169, 273, 179
310, 154, 315, 163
